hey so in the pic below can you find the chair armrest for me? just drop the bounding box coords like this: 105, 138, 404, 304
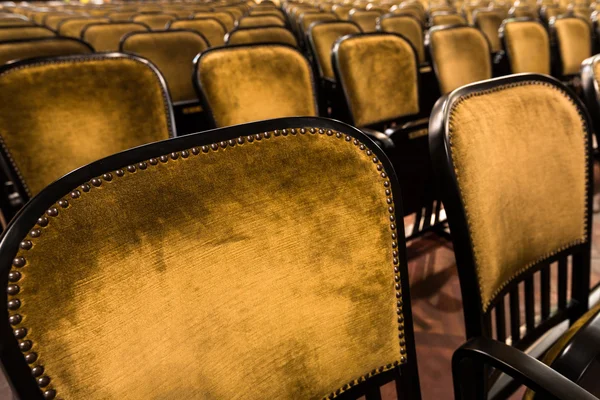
361, 128, 395, 150
453, 337, 598, 400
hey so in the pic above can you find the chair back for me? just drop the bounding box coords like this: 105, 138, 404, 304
131, 13, 177, 30
377, 14, 424, 64
0, 37, 92, 65
0, 26, 55, 42
167, 18, 227, 47
308, 20, 362, 80
473, 9, 504, 53
225, 26, 297, 47
349, 9, 382, 32
550, 16, 592, 77
57, 17, 109, 38
237, 14, 286, 28
499, 18, 550, 74
82, 22, 149, 52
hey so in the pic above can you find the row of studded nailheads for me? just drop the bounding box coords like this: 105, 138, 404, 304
323, 360, 402, 399
7, 127, 406, 400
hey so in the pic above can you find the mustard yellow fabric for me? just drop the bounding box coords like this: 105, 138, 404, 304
510, 6, 537, 18
0, 26, 55, 42
0, 18, 33, 27
42, 13, 75, 29
429, 27, 492, 94
83, 23, 148, 52
121, 31, 208, 104
58, 17, 109, 38
168, 18, 226, 47
8, 130, 403, 399
349, 10, 381, 32
227, 26, 297, 47
431, 13, 467, 26
131, 14, 176, 31
310, 21, 361, 79
106, 11, 140, 22
542, 5, 566, 21
0, 38, 92, 65
335, 34, 419, 127
391, 5, 426, 24
193, 12, 235, 31
448, 82, 588, 310
554, 17, 592, 76
249, 8, 286, 19
237, 15, 286, 28
196, 45, 317, 127
504, 21, 550, 74
0, 56, 173, 196
378, 15, 425, 64
215, 6, 245, 21
474, 10, 503, 52
300, 12, 337, 34
332, 4, 353, 20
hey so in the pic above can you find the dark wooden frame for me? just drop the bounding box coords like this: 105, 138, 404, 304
192, 43, 319, 129
429, 73, 594, 397
0, 116, 421, 400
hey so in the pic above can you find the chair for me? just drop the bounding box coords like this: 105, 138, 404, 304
473, 8, 504, 53
193, 12, 236, 32
298, 11, 337, 36
106, 11, 139, 22
237, 15, 286, 28
0, 14, 32, 27
0, 26, 55, 42
549, 16, 592, 84
167, 18, 227, 47
249, 8, 286, 20
131, 13, 177, 31
430, 11, 467, 26
332, 4, 354, 19
348, 9, 382, 32
194, 44, 318, 128
81, 22, 149, 52
499, 18, 550, 74
582, 55, 600, 151
42, 12, 77, 29
0, 53, 175, 224
427, 25, 492, 95
214, 5, 245, 21
0, 37, 92, 65
430, 73, 600, 399
509, 4, 538, 18
57, 17, 110, 38
541, 4, 567, 24
377, 14, 425, 65
391, 2, 427, 25
225, 26, 297, 47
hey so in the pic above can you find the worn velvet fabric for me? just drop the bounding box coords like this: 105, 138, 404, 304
504, 21, 550, 74
310, 21, 361, 79
0, 26, 55, 42
335, 34, 419, 127
429, 26, 492, 94
430, 13, 467, 26
8, 130, 403, 399
0, 38, 92, 65
300, 12, 337, 35
448, 83, 588, 310
193, 12, 235, 31
121, 31, 208, 104
226, 26, 297, 47
0, 56, 173, 196
378, 15, 425, 64
554, 17, 591, 75
58, 17, 110, 38
197, 45, 317, 127
131, 14, 176, 31
83, 23, 148, 52
349, 10, 381, 33
474, 10, 503, 52
237, 15, 286, 28
168, 18, 226, 47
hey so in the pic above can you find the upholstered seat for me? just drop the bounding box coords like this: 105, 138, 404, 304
194, 44, 318, 127
430, 12, 467, 26
106, 11, 138, 22
167, 18, 227, 47
0, 26, 55, 42
81, 22, 148, 52
0, 37, 92, 65
377, 14, 425, 65
500, 18, 551, 74
550, 16, 592, 80
299, 11, 337, 35
237, 14, 286, 28
193, 11, 236, 31
131, 13, 176, 30
332, 4, 353, 20
348, 9, 382, 32
57, 17, 110, 38
225, 26, 297, 47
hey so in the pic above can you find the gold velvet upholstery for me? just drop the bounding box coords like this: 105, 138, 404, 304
553, 17, 592, 76
378, 14, 424, 64
6, 121, 405, 400
82, 23, 148, 52
0, 17, 33, 27
250, 8, 286, 19
226, 26, 297, 47
391, 4, 426, 24
121, 30, 208, 104
195, 45, 317, 127
0, 26, 55, 42
57, 17, 109, 38
474, 10, 503, 52
237, 15, 286, 28
215, 6, 245, 20
502, 20, 550, 74
106, 11, 138, 22
193, 12, 235, 31
430, 12, 467, 26
332, 4, 353, 19
299, 12, 337, 34
309, 21, 362, 79
510, 6, 537, 19
0, 55, 174, 196
0, 37, 92, 65
43, 13, 75, 29
334, 33, 419, 127
428, 26, 492, 94
168, 18, 226, 47
131, 13, 176, 30
348, 9, 382, 32
447, 81, 588, 310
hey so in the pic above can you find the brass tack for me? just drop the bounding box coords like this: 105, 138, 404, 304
394, 267, 399, 273
400, 356, 406, 363
81, 183, 91, 192
201, 145, 209, 153
381, 172, 387, 178
393, 250, 398, 257
138, 162, 147, 170
30, 229, 41, 238
387, 198, 393, 204
264, 132, 271, 138
397, 307, 402, 314
115, 169, 125, 177
393, 257, 399, 264
400, 339, 406, 346
181, 150, 190, 158
170, 152, 179, 159
149, 158, 158, 165
290, 128, 296, 135
228, 140, 236, 146
388, 206, 394, 213
373, 157, 378, 163
191, 147, 200, 155
237, 137, 245, 144
46, 208, 58, 217
335, 132, 341, 138
70, 190, 81, 199
160, 155, 169, 162
91, 178, 102, 187
397, 300, 403, 307
19, 340, 32, 352
353, 139, 359, 145
32, 366, 44, 377
300, 128, 306, 134
25, 352, 37, 363
359, 144, 365, 150
37, 216, 48, 227
400, 348, 406, 355
395, 292, 401, 298
8, 271, 21, 282
399, 332, 404, 338
7, 285, 20, 295
392, 233, 397, 240
43, 389, 56, 399
220, 141, 227, 148
384, 181, 390, 187
274, 129, 280, 136
392, 241, 397, 248
13, 257, 25, 267
345, 135, 351, 141
37, 376, 50, 388
255, 133, 262, 140
390, 223, 396, 230
58, 200, 68, 208
126, 165, 136, 173
309, 128, 315, 133
281, 129, 288, 136
9, 314, 21, 325
102, 173, 113, 181
8, 299, 20, 310
394, 276, 400, 282
318, 128, 324, 134
366, 150, 373, 155
377, 165, 383, 171
247, 135, 254, 142
397, 316, 404, 323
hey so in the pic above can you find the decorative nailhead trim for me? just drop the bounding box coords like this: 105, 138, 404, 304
447, 80, 590, 312
8, 127, 406, 399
